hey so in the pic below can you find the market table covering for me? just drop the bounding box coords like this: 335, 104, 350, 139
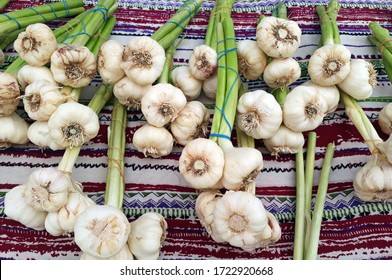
0, 0, 391, 260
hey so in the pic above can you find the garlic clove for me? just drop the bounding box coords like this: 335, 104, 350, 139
263, 57, 301, 89
171, 65, 203, 100
17, 65, 56, 91
263, 124, 305, 157
98, 39, 125, 84
0, 72, 20, 117
0, 112, 29, 149
113, 76, 151, 110
302, 80, 340, 114
237, 39, 268, 80
45, 212, 66, 236
378, 103, 392, 135
188, 45, 218, 80
28, 121, 65, 151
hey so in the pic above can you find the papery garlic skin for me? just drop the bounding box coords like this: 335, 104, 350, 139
0, 72, 20, 117
353, 153, 392, 202
132, 124, 174, 158
23, 80, 66, 121
74, 204, 131, 259
14, 23, 57, 66
302, 80, 340, 114
195, 191, 222, 239
113, 76, 151, 110
179, 138, 225, 190
170, 101, 210, 146
4, 184, 47, 230
128, 212, 168, 260
48, 102, 99, 148
236, 90, 282, 139
81, 245, 134, 260
0, 50, 4, 65
24, 167, 71, 212
141, 83, 187, 127
171, 66, 202, 100
50, 45, 97, 88
263, 57, 301, 88
17, 65, 56, 90
308, 44, 351, 86
283, 85, 328, 132
188, 45, 218, 80
121, 36, 165, 86
98, 40, 125, 84
0, 113, 29, 149
28, 121, 64, 151
45, 212, 66, 236
256, 16, 302, 58
202, 72, 218, 99
263, 124, 305, 157
237, 40, 267, 80
378, 103, 392, 135
337, 59, 377, 100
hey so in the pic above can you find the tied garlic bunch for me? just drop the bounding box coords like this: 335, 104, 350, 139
0, 72, 20, 117
237, 40, 268, 80
98, 40, 125, 84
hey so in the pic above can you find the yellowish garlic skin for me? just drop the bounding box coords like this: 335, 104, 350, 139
17, 65, 56, 91
302, 80, 340, 114
0, 72, 20, 117
14, 23, 57, 66
189, 45, 218, 81
0, 112, 29, 149
378, 103, 392, 135
263, 57, 301, 88
237, 40, 268, 80
28, 121, 64, 151
113, 76, 151, 110
171, 65, 203, 100
263, 124, 305, 157
98, 39, 125, 84
121, 36, 165, 86
202, 72, 218, 99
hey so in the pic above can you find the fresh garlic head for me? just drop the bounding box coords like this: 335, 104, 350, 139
141, 83, 187, 127
195, 191, 222, 239
48, 102, 100, 148
14, 23, 57, 66
353, 153, 392, 202
236, 90, 282, 139
23, 79, 66, 121
98, 39, 125, 84
283, 85, 328, 132
337, 59, 377, 100
28, 121, 64, 151
24, 167, 71, 212
4, 184, 47, 230
50, 45, 97, 88
0, 72, 20, 117
256, 16, 302, 58
0, 113, 29, 149
302, 80, 340, 114
188, 44, 218, 80
263, 57, 301, 88
378, 103, 392, 135
237, 39, 268, 80
74, 204, 131, 259
121, 36, 165, 86
170, 101, 210, 146
308, 44, 351, 86
81, 245, 134, 260
113, 76, 151, 110
263, 124, 305, 157
132, 124, 174, 158
17, 65, 56, 90
128, 212, 168, 260
179, 138, 225, 190
171, 65, 202, 100
45, 212, 66, 236
202, 72, 218, 99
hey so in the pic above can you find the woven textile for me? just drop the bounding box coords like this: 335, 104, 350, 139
0, 0, 392, 260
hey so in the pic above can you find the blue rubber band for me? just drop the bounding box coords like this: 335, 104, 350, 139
167, 20, 185, 30
47, 4, 59, 19
2, 14, 21, 29
62, 0, 70, 17
62, 18, 91, 43
209, 133, 231, 140
91, 5, 109, 22
28, 7, 48, 21
214, 104, 233, 133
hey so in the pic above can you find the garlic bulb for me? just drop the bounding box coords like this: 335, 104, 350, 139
202, 72, 218, 99
121, 36, 165, 86
256, 16, 302, 58
24, 167, 71, 212
337, 59, 377, 100
45, 212, 66, 236
132, 124, 174, 158
378, 103, 392, 135
23, 80, 65, 121
195, 191, 222, 238
211, 191, 280, 251
0, 113, 29, 149
0, 72, 20, 117
188, 44, 218, 80
128, 212, 168, 260
48, 102, 100, 148
17, 65, 56, 91
98, 39, 125, 84
74, 204, 131, 259
171, 65, 202, 100
353, 153, 392, 202
263, 124, 305, 157
170, 101, 210, 146
113, 76, 151, 110
50, 45, 97, 88
81, 245, 134, 260
263, 57, 301, 89
236, 90, 282, 139
283, 85, 328, 132
14, 23, 57, 66
141, 83, 187, 127
302, 80, 340, 114
308, 44, 351, 86
4, 184, 47, 230
28, 121, 64, 150
237, 39, 268, 80
179, 138, 225, 190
